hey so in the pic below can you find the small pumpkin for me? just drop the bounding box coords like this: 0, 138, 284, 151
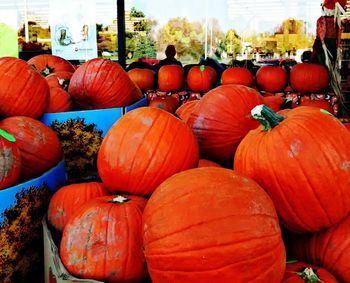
221, 67, 253, 87
234, 105, 350, 233
143, 167, 286, 283
28, 54, 75, 76
298, 98, 334, 114
97, 107, 199, 196
263, 96, 292, 112
197, 159, 222, 168
128, 68, 155, 91
149, 95, 179, 113
282, 261, 338, 283
158, 64, 184, 92
0, 117, 62, 181
47, 182, 109, 232
68, 58, 143, 110
60, 195, 147, 282
255, 66, 288, 93
290, 64, 329, 93
186, 65, 217, 92
0, 129, 21, 190
0, 57, 49, 119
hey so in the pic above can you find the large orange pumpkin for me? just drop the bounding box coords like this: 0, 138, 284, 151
282, 261, 338, 283
290, 63, 329, 93
0, 57, 49, 119
27, 54, 75, 76
187, 84, 263, 163
45, 72, 73, 113
0, 129, 21, 190
97, 107, 199, 196
60, 195, 147, 282
221, 67, 253, 87
255, 66, 288, 93
0, 117, 62, 181
143, 167, 286, 283
68, 58, 143, 110
289, 214, 350, 283
234, 105, 350, 233
175, 100, 200, 123
186, 65, 217, 92
158, 64, 184, 91
128, 68, 155, 91
47, 182, 109, 232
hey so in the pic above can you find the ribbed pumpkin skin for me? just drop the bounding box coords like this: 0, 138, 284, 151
289, 214, 350, 283
68, 58, 143, 110
45, 72, 73, 113
143, 167, 286, 283
234, 107, 350, 233
175, 100, 199, 123
221, 67, 253, 87
97, 107, 199, 196
60, 195, 147, 283
290, 64, 329, 93
282, 262, 338, 283
187, 85, 263, 163
255, 66, 288, 93
158, 65, 184, 91
0, 117, 62, 181
27, 54, 75, 75
0, 57, 49, 119
47, 182, 109, 232
187, 65, 217, 92
344, 123, 350, 131
0, 132, 21, 190
128, 68, 155, 91
263, 96, 286, 112
299, 99, 334, 114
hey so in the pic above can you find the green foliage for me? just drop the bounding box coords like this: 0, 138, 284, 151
224, 29, 242, 56
130, 7, 145, 18
133, 33, 157, 59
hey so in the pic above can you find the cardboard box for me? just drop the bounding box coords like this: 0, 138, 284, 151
40, 98, 148, 183
0, 161, 67, 283
43, 217, 103, 283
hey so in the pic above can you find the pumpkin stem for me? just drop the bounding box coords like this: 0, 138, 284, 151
110, 195, 129, 204
58, 78, 70, 91
40, 64, 55, 76
280, 97, 293, 110
251, 105, 285, 131
0, 129, 16, 143
200, 65, 205, 72
295, 267, 321, 282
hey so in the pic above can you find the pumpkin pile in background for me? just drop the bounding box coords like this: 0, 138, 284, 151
1, 53, 350, 283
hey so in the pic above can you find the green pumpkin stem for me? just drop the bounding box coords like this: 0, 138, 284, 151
110, 195, 129, 204
251, 104, 285, 131
295, 267, 321, 282
40, 64, 55, 76
0, 129, 16, 142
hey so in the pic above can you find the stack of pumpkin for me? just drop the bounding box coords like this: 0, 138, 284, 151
47, 63, 350, 283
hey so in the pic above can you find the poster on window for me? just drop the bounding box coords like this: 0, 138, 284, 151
0, 10, 18, 58
49, 0, 98, 60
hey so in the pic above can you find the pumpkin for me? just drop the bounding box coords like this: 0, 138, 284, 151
221, 67, 253, 87
0, 57, 49, 119
68, 58, 143, 110
60, 195, 147, 282
45, 72, 73, 113
175, 100, 199, 123
148, 95, 179, 113
290, 64, 329, 93
97, 107, 199, 196
0, 117, 62, 181
128, 68, 155, 91
255, 66, 288, 93
187, 84, 263, 163
158, 64, 184, 92
298, 98, 334, 114
0, 129, 21, 190
263, 96, 292, 112
197, 159, 222, 168
47, 182, 109, 232
234, 105, 350, 233
288, 213, 350, 283
186, 65, 217, 92
143, 167, 286, 283
344, 123, 350, 131
282, 261, 338, 283
27, 54, 75, 76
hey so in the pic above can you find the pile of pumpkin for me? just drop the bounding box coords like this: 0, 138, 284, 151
1, 54, 350, 283
129, 61, 339, 116
44, 60, 349, 282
